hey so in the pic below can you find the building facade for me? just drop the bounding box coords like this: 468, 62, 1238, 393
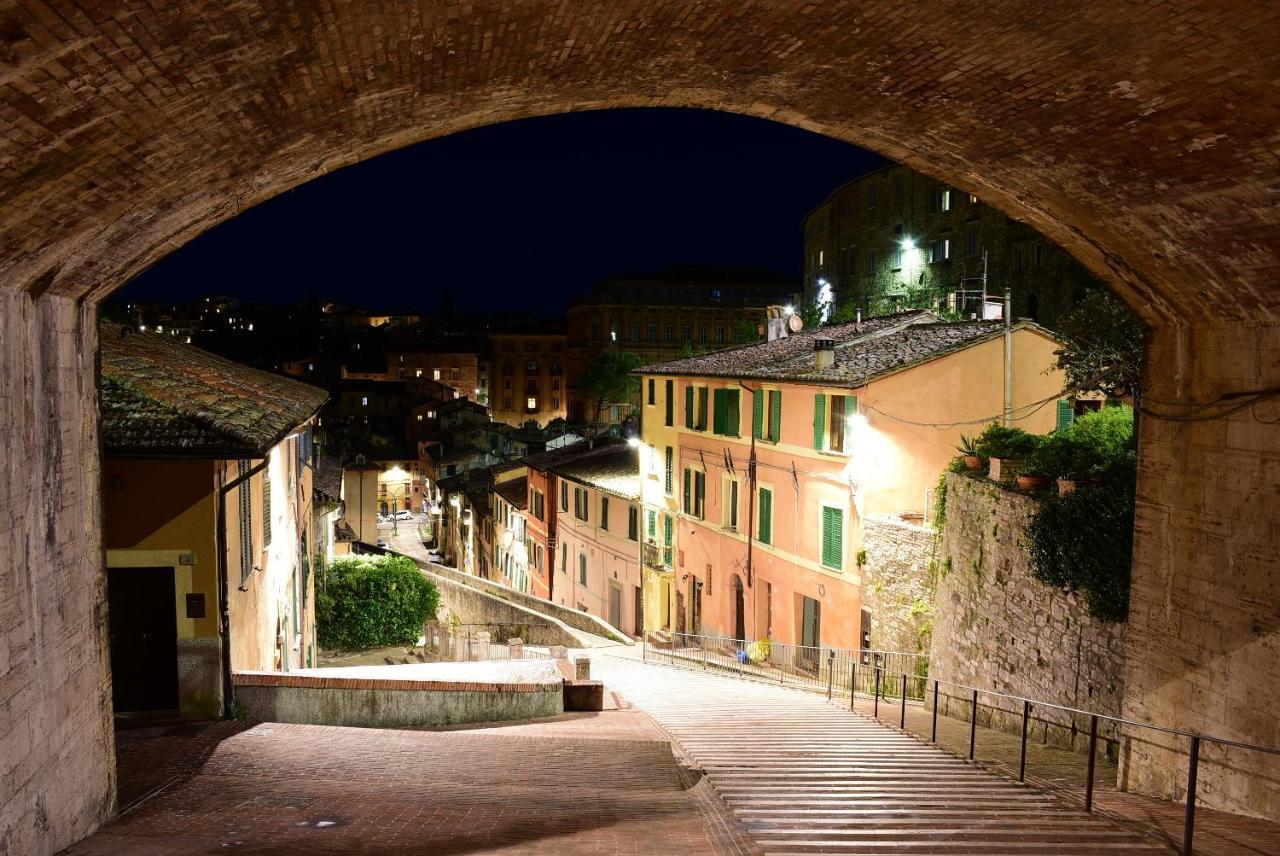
566, 267, 798, 422
100, 325, 327, 721
802, 165, 1103, 328
489, 327, 568, 428
636, 311, 1067, 651
549, 444, 643, 637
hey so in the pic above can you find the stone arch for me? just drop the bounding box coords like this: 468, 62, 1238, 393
3, 3, 1280, 851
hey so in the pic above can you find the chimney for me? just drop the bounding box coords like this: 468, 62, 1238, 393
764, 305, 789, 342
814, 338, 835, 370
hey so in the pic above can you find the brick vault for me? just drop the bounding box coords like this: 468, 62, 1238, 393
2, 2, 1279, 852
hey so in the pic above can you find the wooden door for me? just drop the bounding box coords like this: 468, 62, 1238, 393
107, 567, 179, 713
608, 582, 622, 630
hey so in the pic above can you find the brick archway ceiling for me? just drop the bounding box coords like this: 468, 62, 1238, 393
1, 2, 1278, 325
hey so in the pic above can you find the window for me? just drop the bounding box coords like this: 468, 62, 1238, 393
685, 385, 709, 431
664, 379, 674, 426
699, 327, 708, 344
813, 393, 858, 453
663, 515, 673, 566
892, 174, 904, 203
238, 463, 253, 583
560, 481, 569, 512
753, 389, 782, 442
527, 396, 537, 410
647, 323, 657, 342
647, 378, 655, 406
415, 368, 423, 378
712, 388, 740, 437
360, 396, 368, 407
433, 369, 442, 380
715, 326, 725, 344
562, 542, 567, 573
930, 238, 951, 263
574, 487, 589, 522
725, 479, 739, 531
664, 446, 674, 495
866, 184, 877, 210
867, 249, 877, 275
628, 506, 639, 541
665, 325, 674, 343
892, 245, 903, 271
532, 490, 545, 521
758, 487, 773, 545
683, 468, 706, 519
610, 321, 619, 342
648, 509, 657, 541
828, 394, 847, 453
600, 496, 609, 531
821, 505, 845, 570
1033, 242, 1045, 268
262, 473, 272, 546
930, 187, 952, 212
682, 325, 692, 342
579, 554, 588, 586
817, 250, 824, 267
630, 322, 640, 342
965, 222, 980, 256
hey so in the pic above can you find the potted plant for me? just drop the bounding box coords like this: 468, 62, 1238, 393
974, 423, 1042, 483
955, 433, 983, 470
1028, 432, 1081, 494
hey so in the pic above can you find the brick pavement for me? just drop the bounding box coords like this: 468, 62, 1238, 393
66, 712, 758, 855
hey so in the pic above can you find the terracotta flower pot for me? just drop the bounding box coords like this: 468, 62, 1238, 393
989, 457, 1022, 482
963, 454, 982, 470
1017, 474, 1049, 490
1057, 478, 1078, 495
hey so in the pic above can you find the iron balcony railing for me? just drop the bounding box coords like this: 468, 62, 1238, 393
642, 632, 1280, 856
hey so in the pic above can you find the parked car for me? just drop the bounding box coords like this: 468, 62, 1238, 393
375, 537, 389, 549
425, 549, 443, 564
394, 510, 414, 521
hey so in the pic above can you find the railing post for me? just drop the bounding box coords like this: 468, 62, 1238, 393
827, 650, 835, 700
931, 680, 939, 743
1019, 699, 1030, 782
1184, 735, 1200, 856
900, 673, 908, 730
850, 660, 857, 711
874, 668, 881, 718
1085, 714, 1099, 812
969, 689, 978, 760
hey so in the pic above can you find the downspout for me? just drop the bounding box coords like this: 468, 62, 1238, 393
738, 383, 758, 637
216, 457, 268, 719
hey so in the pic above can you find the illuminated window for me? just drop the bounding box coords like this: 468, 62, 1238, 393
416, 414, 424, 422
527, 396, 537, 410
433, 369, 441, 380
416, 369, 423, 377
818, 250, 824, 265
361, 396, 368, 406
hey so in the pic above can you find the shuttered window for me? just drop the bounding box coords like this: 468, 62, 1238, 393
238, 461, 253, 583
664, 446, 674, 495
664, 380, 674, 426
648, 509, 657, 540
683, 468, 692, 513
813, 394, 826, 449
262, 473, 272, 547
712, 388, 740, 437
600, 496, 609, 531
685, 385, 695, 429
694, 471, 706, 519
758, 487, 773, 545
662, 515, 673, 567
697, 387, 708, 430
1056, 399, 1075, 431
752, 388, 764, 439
769, 390, 782, 442
628, 506, 639, 541
829, 395, 847, 453
821, 505, 844, 570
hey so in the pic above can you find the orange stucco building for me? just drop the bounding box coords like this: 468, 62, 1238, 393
636, 311, 1066, 651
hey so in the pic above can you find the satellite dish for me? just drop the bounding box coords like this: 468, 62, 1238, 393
787, 314, 804, 333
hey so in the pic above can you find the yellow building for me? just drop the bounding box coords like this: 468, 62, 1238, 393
634, 311, 1067, 645
100, 325, 327, 721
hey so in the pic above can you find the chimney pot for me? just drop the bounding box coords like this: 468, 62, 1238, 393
814, 338, 836, 370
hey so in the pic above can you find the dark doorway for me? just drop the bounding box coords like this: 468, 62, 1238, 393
799, 595, 821, 672
608, 582, 622, 630
634, 585, 643, 637
860, 607, 873, 658
676, 588, 686, 635
107, 567, 179, 713
731, 575, 746, 641
690, 578, 703, 636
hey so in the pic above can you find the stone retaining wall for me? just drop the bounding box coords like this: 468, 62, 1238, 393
929, 472, 1126, 755
862, 515, 936, 654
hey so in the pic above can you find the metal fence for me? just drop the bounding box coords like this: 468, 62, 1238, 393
643, 632, 929, 701
642, 631, 1280, 856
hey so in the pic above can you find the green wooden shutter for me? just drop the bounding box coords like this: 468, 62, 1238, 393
712, 388, 727, 434
698, 387, 708, 429
685, 385, 694, 428
726, 390, 740, 437
665, 380, 674, 425
758, 488, 772, 545
683, 468, 691, 513
695, 471, 705, 518
821, 506, 844, 569
1056, 399, 1075, 431
813, 394, 827, 450
664, 515, 673, 546
664, 446, 674, 494
769, 391, 783, 442
752, 389, 764, 439
648, 509, 657, 539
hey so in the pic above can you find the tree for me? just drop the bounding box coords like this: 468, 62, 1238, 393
579, 350, 642, 440
316, 554, 440, 650
1053, 290, 1144, 400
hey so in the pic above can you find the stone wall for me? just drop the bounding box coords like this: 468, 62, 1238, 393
861, 515, 936, 654
929, 473, 1127, 755
422, 569, 582, 649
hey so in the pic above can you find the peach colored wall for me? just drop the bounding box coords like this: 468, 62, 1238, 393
553, 476, 643, 636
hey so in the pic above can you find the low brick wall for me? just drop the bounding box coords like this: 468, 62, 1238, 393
929, 472, 1126, 755
233, 670, 564, 727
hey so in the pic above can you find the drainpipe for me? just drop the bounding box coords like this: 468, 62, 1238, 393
216, 457, 268, 719
1003, 288, 1013, 427
738, 382, 759, 638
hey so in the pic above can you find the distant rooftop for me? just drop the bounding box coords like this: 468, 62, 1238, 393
548, 443, 640, 500
635, 312, 1056, 386
100, 324, 328, 457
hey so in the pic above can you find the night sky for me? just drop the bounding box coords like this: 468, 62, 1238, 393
116, 108, 882, 315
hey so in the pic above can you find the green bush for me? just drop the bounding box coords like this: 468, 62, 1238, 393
973, 423, 1042, 459
316, 554, 440, 651
1027, 480, 1134, 622
1025, 405, 1136, 480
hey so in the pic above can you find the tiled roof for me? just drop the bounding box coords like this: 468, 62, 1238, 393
314, 455, 344, 502
635, 312, 1051, 386
100, 323, 328, 457
494, 476, 528, 509
549, 444, 640, 500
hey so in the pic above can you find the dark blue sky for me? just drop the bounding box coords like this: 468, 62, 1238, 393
117, 108, 882, 314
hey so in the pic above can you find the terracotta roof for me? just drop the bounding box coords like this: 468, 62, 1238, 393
635, 312, 1054, 386
494, 476, 528, 509
314, 455, 344, 502
548, 444, 640, 500
100, 323, 328, 457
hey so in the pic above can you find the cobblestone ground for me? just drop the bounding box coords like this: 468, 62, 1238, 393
64, 712, 758, 855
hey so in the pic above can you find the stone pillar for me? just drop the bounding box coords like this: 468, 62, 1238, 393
1122, 322, 1280, 819
0, 291, 116, 854
507, 638, 524, 659
574, 655, 591, 681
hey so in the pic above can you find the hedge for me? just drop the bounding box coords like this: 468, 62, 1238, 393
316, 554, 440, 651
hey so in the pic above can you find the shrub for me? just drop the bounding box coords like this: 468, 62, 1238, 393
316, 554, 440, 651
1069, 405, 1136, 477
973, 423, 1042, 459
1027, 475, 1135, 622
